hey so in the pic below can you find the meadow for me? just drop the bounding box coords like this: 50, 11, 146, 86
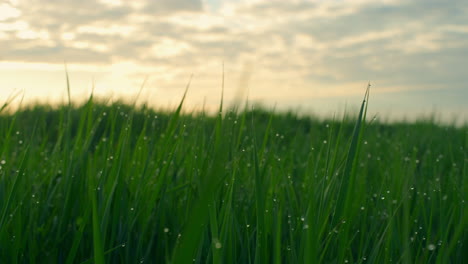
0, 87, 466, 263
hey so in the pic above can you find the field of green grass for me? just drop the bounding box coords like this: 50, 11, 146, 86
0, 89, 466, 263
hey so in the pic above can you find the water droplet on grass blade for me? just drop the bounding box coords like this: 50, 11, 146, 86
214, 239, 222, 249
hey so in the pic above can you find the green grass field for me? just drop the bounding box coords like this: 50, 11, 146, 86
0, 89, 466, 263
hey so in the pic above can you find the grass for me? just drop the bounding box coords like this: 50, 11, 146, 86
0, 88, 466, 263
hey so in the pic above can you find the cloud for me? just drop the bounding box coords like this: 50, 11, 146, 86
228, 0, 468, 86
143, 0, 203, 13
0, 2, 21, 21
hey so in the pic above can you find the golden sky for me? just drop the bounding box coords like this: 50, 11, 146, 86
1, 0, 467, 121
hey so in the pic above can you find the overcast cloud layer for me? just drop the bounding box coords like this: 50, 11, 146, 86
1, 0, 467, 121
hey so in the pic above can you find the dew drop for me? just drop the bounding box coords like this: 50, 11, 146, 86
427, 244, 436, 251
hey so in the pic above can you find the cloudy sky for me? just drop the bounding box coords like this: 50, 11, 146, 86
1, 0, 467, 121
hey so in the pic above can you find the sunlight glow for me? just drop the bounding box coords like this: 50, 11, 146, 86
150, 38, 192, 58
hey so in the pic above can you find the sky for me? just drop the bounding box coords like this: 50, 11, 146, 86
0, 0, 467, 122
